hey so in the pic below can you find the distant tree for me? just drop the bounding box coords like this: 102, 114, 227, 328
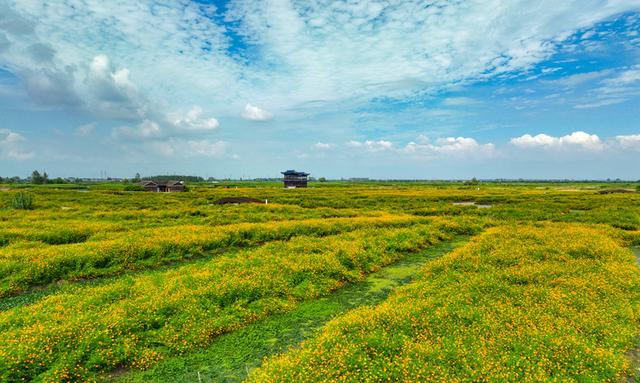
464, 177, 479, 186
134, 173, 141, 182
31, 170, 44, 184
146, 175, 204, 182
50, 177, 67, 184
318, 177, 327, 182
0, 176, 4, 183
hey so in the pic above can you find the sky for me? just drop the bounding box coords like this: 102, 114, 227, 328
1, 0, 640, 180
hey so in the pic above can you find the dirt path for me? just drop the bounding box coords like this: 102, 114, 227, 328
109, 237, 469, 383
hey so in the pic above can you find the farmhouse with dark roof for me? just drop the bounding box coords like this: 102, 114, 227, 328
139, 180, 185, 192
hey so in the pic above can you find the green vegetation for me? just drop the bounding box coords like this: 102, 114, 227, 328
30, 170, 48, 185
10, 192, 33, 210
249, 224, 640, 382
143, 175, 205, 182
123, 184, 145, 192
0, 222, 475, 382
0, 214, 442, 297
114, 238, 469, 383
0, 182, 638, 382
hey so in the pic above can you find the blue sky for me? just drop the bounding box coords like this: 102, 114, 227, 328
1, 0, 639, 179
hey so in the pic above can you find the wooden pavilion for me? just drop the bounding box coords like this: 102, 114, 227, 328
281, 170, 309, 188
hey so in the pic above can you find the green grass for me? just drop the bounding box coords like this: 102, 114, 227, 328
110, 238, 469, 383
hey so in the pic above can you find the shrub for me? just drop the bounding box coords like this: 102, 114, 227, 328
124, 184, 145, 191
11, 192, 33, 210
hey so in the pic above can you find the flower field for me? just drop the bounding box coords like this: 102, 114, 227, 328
249, 224, 640, 382
0, 214, 439, 297
0, 182, 639, 382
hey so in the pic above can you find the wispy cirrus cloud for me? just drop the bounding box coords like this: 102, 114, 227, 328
2, 0, 639, 119
441, 97, 481, 106
1, 0, 640, 179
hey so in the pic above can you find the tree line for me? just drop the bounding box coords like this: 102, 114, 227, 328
0, 171, 67, 185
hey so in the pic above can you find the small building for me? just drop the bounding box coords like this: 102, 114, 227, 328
281, 170, 309, 188
139, 180, 185, 192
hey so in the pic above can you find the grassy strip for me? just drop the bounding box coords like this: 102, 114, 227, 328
0, 216, 446, 310
0, 214, 439, 297
0, 219, 478, 382
110, 237, 469, 383
249, 223, 640, 382
0, 205, 383, 246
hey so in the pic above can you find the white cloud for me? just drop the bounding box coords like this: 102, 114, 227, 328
112, 119, 162, 140
2, 1, 638, 119
313, 142, 331, 150
557, 131, 602, 149
182, 139, 228, 157
601, 65, 640, 91
75, 123, 96, 137
545, 70, 613, 88
573, 98, 627, 109
442, 97, 480, 106
344, 132, 640, 160
571, 65, 640, 109
85, 54, 147, 118
0, 129, 23, 144
510, 131, 603, 150
241, 103, 273, 121
113, 105, 220, 143
156, 139, 227, 158
0, 128, 34, 160
614, 134, 640, 150
510, 133, 557, 147
346, 136, 495, 158
169, 106, 219, 131
403, 136, 495, 157
346, 140, 393, 152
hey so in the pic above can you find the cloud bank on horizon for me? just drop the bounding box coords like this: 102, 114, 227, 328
0, 0, 639, 179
